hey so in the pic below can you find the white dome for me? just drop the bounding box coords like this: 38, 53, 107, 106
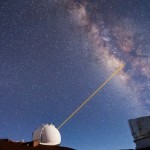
32, 124, 61, 146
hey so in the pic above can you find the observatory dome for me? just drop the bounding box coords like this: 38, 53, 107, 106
32, 124, 61, 146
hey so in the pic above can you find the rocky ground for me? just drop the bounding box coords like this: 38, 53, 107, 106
0, 139, 74, 150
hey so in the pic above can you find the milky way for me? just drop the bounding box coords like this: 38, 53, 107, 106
58, 0, 150, 115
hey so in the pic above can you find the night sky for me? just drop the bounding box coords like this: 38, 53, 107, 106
0, 0, 150, 150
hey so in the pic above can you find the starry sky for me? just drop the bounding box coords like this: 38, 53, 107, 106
0, 0, 150, 150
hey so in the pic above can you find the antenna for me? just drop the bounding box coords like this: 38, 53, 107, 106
58, 64, 125, 129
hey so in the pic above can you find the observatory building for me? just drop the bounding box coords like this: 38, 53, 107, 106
128, 116, 150, 149
0, 123, 74, 150
32, 124, 61, 146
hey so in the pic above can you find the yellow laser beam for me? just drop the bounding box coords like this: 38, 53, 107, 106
58, 64, 125, 130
